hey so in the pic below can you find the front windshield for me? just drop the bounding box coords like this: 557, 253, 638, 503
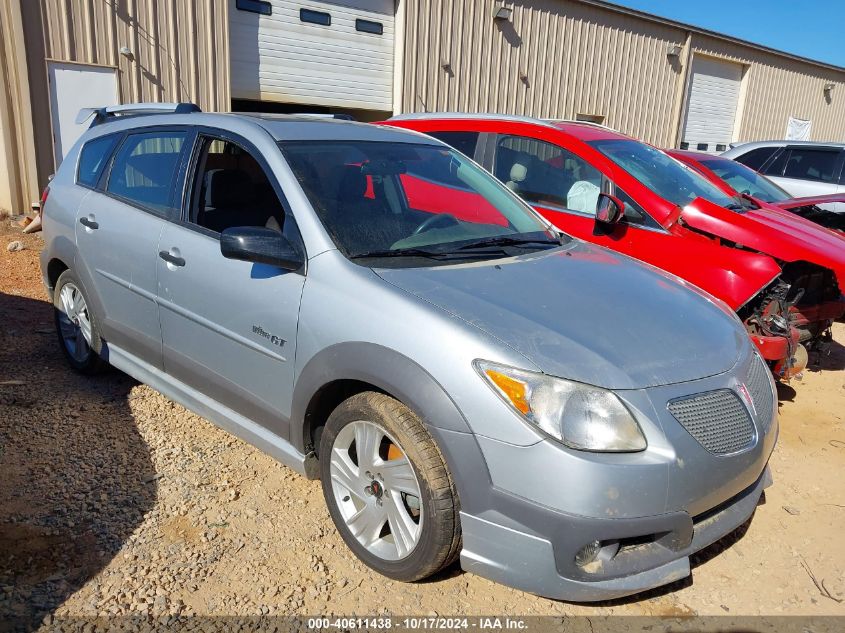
589, 139, 741, 210
698, 157, 791, 203
279, 140, 559, 263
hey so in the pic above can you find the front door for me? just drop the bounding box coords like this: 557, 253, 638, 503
487, 133, 667, 254
75, 129, 191, 369
156, 133, 305, 437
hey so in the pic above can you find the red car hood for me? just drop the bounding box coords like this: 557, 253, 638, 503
681, 198, 845, 293
772, 193, 845, 210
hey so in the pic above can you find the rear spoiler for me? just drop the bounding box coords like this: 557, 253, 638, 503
76, 102, 201, 127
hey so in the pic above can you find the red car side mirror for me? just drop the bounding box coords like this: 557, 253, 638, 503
596, 193, 625, 225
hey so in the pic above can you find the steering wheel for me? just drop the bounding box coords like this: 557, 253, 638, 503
413, 213, 460, 235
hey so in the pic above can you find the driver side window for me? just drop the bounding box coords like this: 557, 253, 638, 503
189, 137, 286, 234
493, 135, 603, 215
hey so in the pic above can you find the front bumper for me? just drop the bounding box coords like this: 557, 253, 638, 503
459, 465, 772, 602
431, 347, 779, 602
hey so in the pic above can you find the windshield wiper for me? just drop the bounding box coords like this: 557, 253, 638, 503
453, 234, 564, 251
350, 247, 452, 260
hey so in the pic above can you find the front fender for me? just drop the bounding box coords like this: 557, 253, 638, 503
290, 342, 473, 453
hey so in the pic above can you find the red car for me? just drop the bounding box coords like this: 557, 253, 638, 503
384, 115, 844, 376
666, 149, 845, 234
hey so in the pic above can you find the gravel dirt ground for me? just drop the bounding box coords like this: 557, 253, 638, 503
1, 219, 844, 629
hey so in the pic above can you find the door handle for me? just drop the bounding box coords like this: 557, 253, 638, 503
159, 250, 186, 267
79, 217, 99, 230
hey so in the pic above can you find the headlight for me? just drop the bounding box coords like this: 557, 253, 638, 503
475, 360, 647, 452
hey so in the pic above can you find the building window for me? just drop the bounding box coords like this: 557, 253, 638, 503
301, 8, 331, 26
715, 144, 726, 152
679, 142, 690, 150
236, 0, 271, 16
696, 143, 709, 151
356, 19, 383, 35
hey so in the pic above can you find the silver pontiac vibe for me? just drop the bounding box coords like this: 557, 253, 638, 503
40, 104, 778, 601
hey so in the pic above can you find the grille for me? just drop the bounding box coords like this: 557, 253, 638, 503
745, 355, 775, 429
668, 390, 754, 455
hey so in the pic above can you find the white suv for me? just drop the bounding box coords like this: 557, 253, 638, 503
722, 141, 845, 212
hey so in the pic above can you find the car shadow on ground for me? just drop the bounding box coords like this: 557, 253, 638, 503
0, 291, 155, 630
807, 336, 845, 372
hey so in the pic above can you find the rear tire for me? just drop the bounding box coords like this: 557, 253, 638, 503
53, 270, 107, 374
319, 391, 461, 581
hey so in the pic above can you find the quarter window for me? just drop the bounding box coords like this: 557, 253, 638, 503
77, 134, 119, 188
733, 147, 779, 171
494, 135, 603, 215
106, 132, 187, 216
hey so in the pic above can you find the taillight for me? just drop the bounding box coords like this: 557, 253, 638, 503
40, 186, 50, 210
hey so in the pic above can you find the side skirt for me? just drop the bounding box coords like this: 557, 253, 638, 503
105, 343, 318, 479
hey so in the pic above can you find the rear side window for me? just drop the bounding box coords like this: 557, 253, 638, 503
77, 135, 119, 188
733, 146, 778, 171
781, 148, 840, 183
426, 131, 480, 160
106, 132, 187, 216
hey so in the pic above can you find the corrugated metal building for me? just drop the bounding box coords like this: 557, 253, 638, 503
2, 0, 844, 216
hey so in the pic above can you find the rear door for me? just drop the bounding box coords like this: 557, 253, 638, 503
75, 128, 191, 369
156, 130, 305, 438
761, 146, 845, 211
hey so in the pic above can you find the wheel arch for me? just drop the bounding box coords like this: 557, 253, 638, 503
292, 343, 473, 459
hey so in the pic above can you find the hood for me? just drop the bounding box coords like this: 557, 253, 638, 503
375, 242, 749, 390
681, 197, 845, 291
774, 193, 845, 210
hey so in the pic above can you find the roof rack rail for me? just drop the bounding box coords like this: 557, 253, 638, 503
389, 111, 557, 128
76, 102, 202, 127
290, 112, 356, 121
544, 118, 618, 132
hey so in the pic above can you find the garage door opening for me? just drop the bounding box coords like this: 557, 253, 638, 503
231, 98, 391, 122
681, 56, 745, 154
229, 0, 395, 116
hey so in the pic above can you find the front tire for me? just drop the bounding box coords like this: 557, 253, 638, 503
319, 392, 461, 581
53, 270, 107, 374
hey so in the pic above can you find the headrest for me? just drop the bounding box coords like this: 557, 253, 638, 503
337, 166, 367, 200
205, 169, 254, 208
509, 163, 527, 183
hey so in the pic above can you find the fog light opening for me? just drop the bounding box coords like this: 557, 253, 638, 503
574, 540, 620, 569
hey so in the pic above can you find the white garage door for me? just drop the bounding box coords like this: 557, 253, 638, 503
681, 56, 743, 154
230, 0, 395, 111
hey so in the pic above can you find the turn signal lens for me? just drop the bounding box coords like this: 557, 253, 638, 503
484, 369, 530, 415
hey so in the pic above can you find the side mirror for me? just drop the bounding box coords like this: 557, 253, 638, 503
220, 226, 304, 271
595, 193, 625, 225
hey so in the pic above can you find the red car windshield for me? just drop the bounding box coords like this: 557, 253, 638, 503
696, 156, 791, 203
590, 139, 742, 210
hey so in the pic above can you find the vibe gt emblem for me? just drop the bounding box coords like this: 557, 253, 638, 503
252, 324, 286, 348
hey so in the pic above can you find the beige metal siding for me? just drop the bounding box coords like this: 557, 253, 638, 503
37, 0, 230, 112
691, 34, 845, 143
401, 0, 688, 146
6, 0, 231, 207
401, 0, 845, 146
0, 0, 40, 214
